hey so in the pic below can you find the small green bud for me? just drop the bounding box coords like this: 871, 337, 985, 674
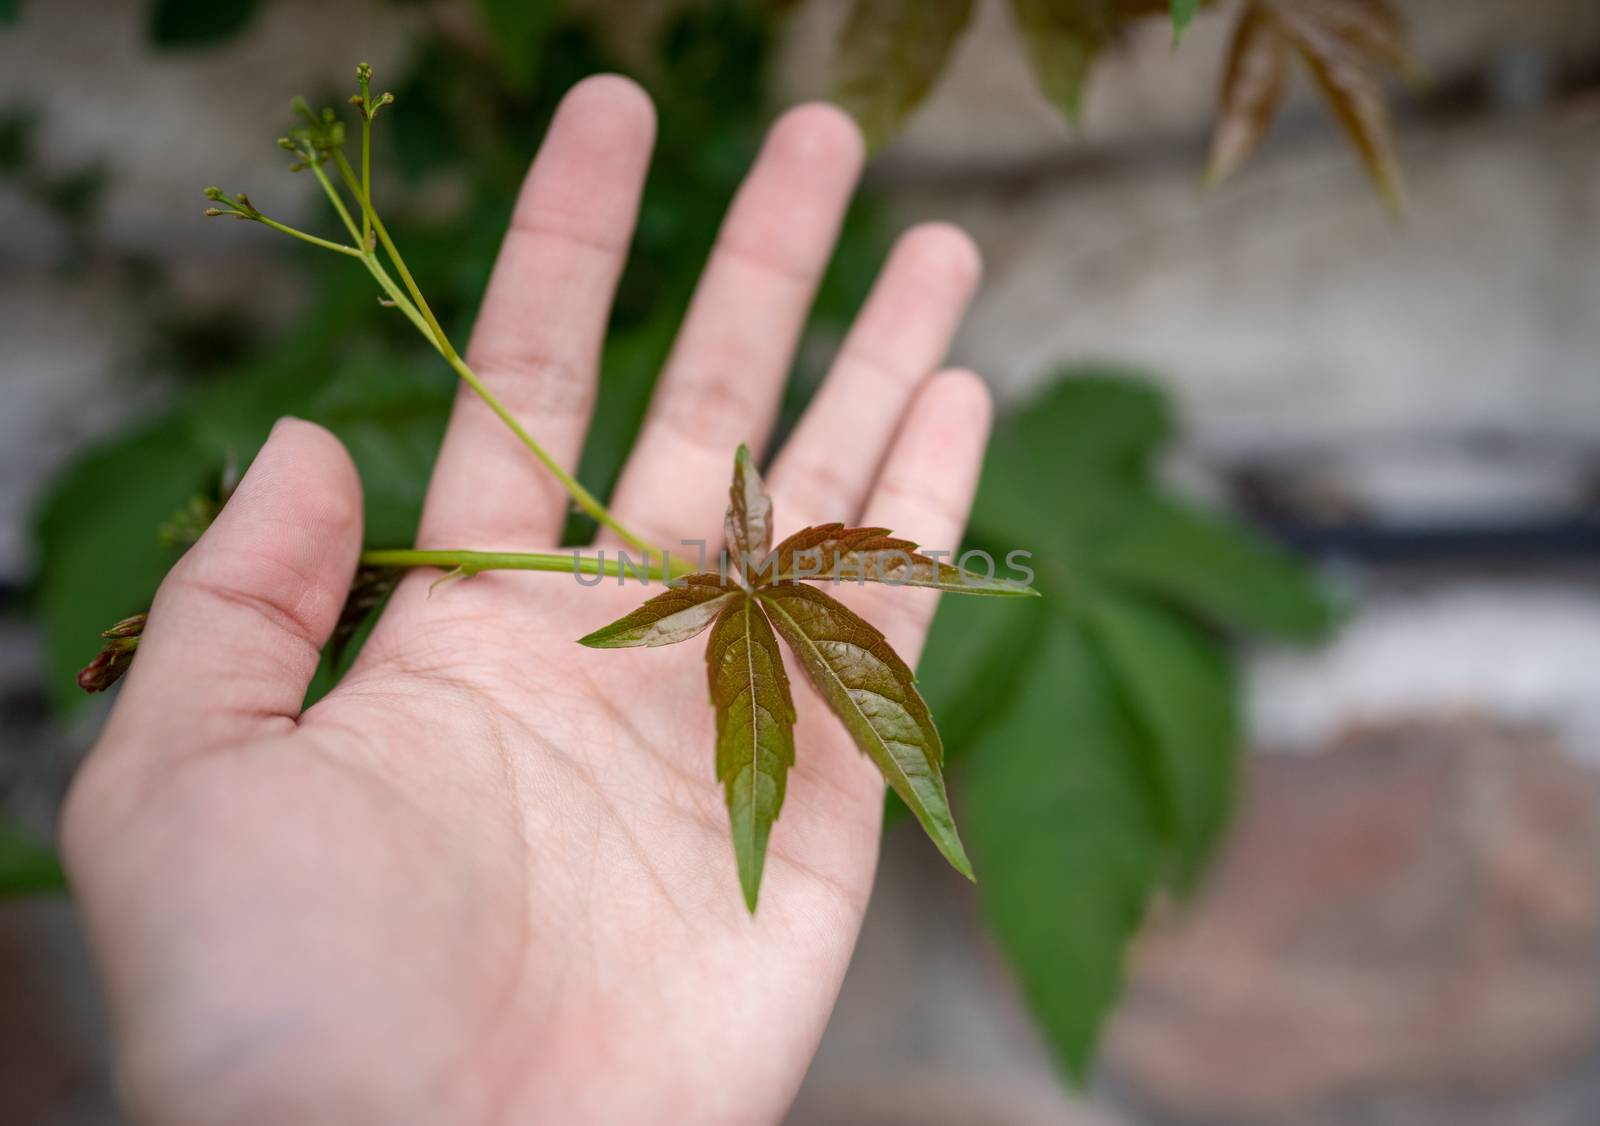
202, 185, 226, 201
203, 207, 225, 217
102, 614, 147, 640
357, 61, 373, 83
277, 136, 297, 152
349, 93, 365, 108
78, 612, 147, 693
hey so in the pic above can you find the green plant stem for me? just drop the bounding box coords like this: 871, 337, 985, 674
255, 216, 362, 257
360, 255, 440, 347
359, 123, 371, 246
332, 150, 454, 360
324, 149, 665, 567
361, 549, 686, 583
309, 162, 364, 247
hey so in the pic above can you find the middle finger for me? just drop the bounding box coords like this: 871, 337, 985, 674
602, 102, 864, 552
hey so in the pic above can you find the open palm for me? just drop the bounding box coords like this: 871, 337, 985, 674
62, 77, 990, 1126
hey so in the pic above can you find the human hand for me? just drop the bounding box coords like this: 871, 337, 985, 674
63, 76, 988, 1125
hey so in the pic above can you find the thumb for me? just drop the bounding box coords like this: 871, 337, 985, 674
100, 417, 363, 761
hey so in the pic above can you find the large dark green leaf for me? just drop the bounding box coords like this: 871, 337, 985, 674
833, 0, 975, 149
918, 591, 1050, 761
999, 370, 1173, 482
965, 623, 1161, 1081
0, 821, 66, 897
706, 595, 796, 911
1085, 591, 1238, 883
759, 582, 972, 880
969, 370, 1174, 553
1094, 492, 1338, 639
920, 366, 1334, 1082
147, 0, 259, 49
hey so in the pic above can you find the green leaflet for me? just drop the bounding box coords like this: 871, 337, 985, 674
758, 583, 973, 881
1084, 590, 1238, 884
577, 574, 737, 648
964, 623, 1162, 1082
1008, 0, 1108, 123
766, 523, 1037, 596
1093, 492, 1339, 640
707, 596, 796, 911
580, 445, 985, 907
727, 444, 775, 581
833, 0, 976, 149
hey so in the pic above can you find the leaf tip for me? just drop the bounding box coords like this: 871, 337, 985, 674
935, 828, 976, 883
735, 844, 766, 914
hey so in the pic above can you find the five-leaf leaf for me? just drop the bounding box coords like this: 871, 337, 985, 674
579, 444, 1035, 910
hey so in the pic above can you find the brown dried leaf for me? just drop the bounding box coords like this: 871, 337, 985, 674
1276, 0, 1408, 213
1210, 0, 1412, 212
1206, 2, 1291, 186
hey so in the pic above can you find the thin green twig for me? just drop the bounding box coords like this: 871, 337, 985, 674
327, 148, 664, 565
255, 216, 362, 257
332, 150, 454, 361
361, 548, 684, 583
